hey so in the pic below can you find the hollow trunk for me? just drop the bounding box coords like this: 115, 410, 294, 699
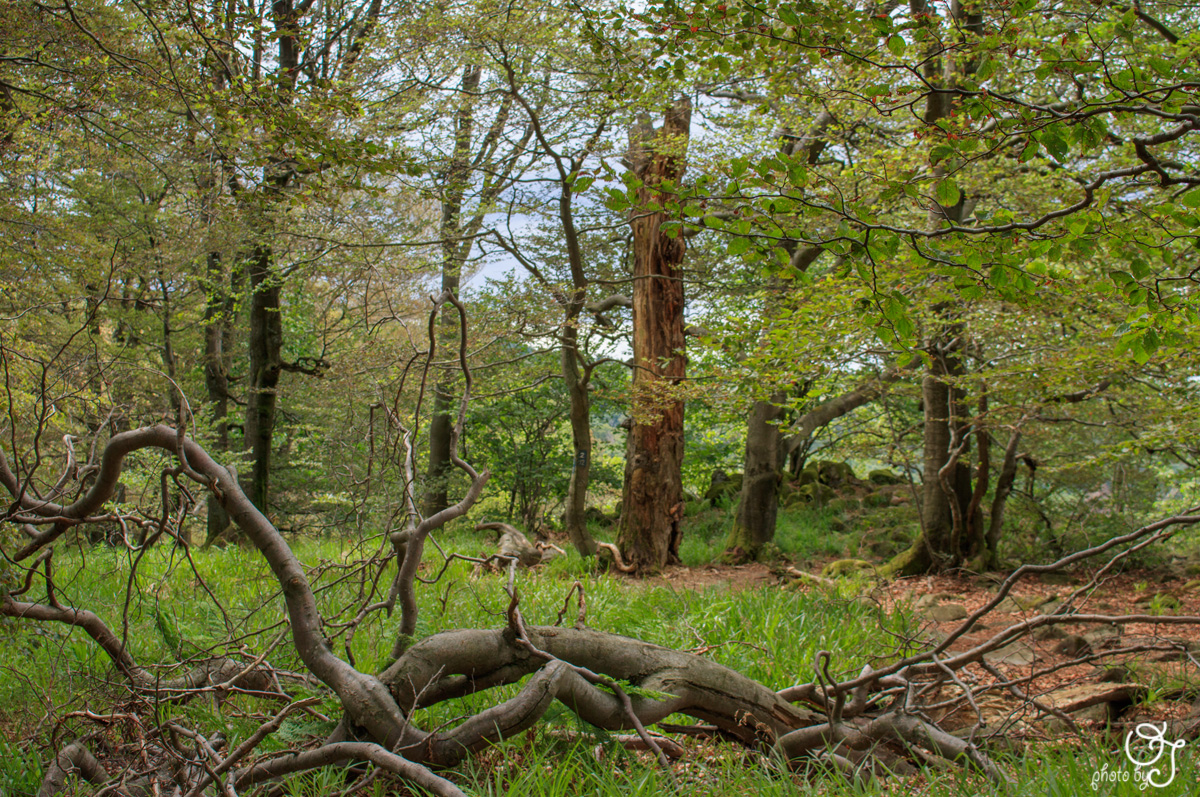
726, 394, 785, 559
616, 99, 691, 572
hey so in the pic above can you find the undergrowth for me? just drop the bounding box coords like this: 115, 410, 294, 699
1, 529, 1194, 795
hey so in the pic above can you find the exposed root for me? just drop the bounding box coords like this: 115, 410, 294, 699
37, 741, 108, 797
596, 542, 636, 573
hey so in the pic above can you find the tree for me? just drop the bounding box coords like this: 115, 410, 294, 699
655, 0, 1200, 571
615, 98, 692, 572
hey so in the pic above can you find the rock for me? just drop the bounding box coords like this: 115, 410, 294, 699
584, 506, 612, 526
914, 592, 962, 610
1082, 624, 1122, 648
793, 482, 836, 507
796, 465, 819, 487
1038, 572, 1074, 586
811, 460, 858, 488
862, 491, 891, 508
1033, 625, 1068, 641
1039, 683, 1146, 718
821, 559, 875, 578
1040, 598, 1064, 615
1153, 639, 1200, 662
888, 493, 910, 506
913, 593, 938, 610
868, 469, 903, 485
984, 641, 1035, 667
829, 517, 847, 533
995, 595, 1046, 613
928, 604, 969, 622
704, 470, 743, 505
827, 496, 862, 513
986, 641, 1036, 667
1053, 635, 1092, 659
1095, 664, 1134, 684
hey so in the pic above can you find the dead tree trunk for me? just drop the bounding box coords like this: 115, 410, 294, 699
616, 99, 691, 572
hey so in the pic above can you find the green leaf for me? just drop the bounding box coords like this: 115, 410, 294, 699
1181, 190, 1200, 208
936, 179, 961, 208
778, 6, 800, 26
930, 145, 954, 165
1148, 57, 1173, 78
1040, 131, 1069, 161
887, 34, 906, 57
1019, 140, 1039, 162
727, 236, 751, 256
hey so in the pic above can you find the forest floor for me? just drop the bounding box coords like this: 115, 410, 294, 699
639, 559, 1200, 745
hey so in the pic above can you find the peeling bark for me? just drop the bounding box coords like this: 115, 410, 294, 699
617, 99, 691, 572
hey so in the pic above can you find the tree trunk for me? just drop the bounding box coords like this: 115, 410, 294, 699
204, 252, 236, 543
726, 393, 785, 559
986, 428, 1023, 567
887, 0, 983, 576
424, 65, 481, 518
616, 100, 691, 572
562, 319, 597, 556
242, 245, 282, 515
920, 352, 975, 564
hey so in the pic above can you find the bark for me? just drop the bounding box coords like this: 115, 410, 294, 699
986, 427, 1023, 565
890, 0, 983, 575
425, 65, 482, 518
725, 114, 834, 548
203, 252, 236, 544
380, 625, 820, 758
36, 742, 108, 797
920, 348, 974, 568
563, 320, 597, 556
727, 392, 785, 558
617, 99, 691, 572
964, 390, 991, 568
242, 244, 282, 515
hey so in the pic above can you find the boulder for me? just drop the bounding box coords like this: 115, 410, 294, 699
1040, 683, 1146, 727
985, 641, 1036, 667
793, 482, 836, 507
868, 469, 903, 485
1053, 635, 1092, 659
811, 460, 858, 487
827, 496, 862, 513
928, 604, 969, 622
704, 470, 743, 505
584, 506, 612, 527
1082, 624, 1122, 648
821, 559, 875, 578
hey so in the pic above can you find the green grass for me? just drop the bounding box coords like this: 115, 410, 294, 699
1, 528, 1189, 796
678, 502, 857, 566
